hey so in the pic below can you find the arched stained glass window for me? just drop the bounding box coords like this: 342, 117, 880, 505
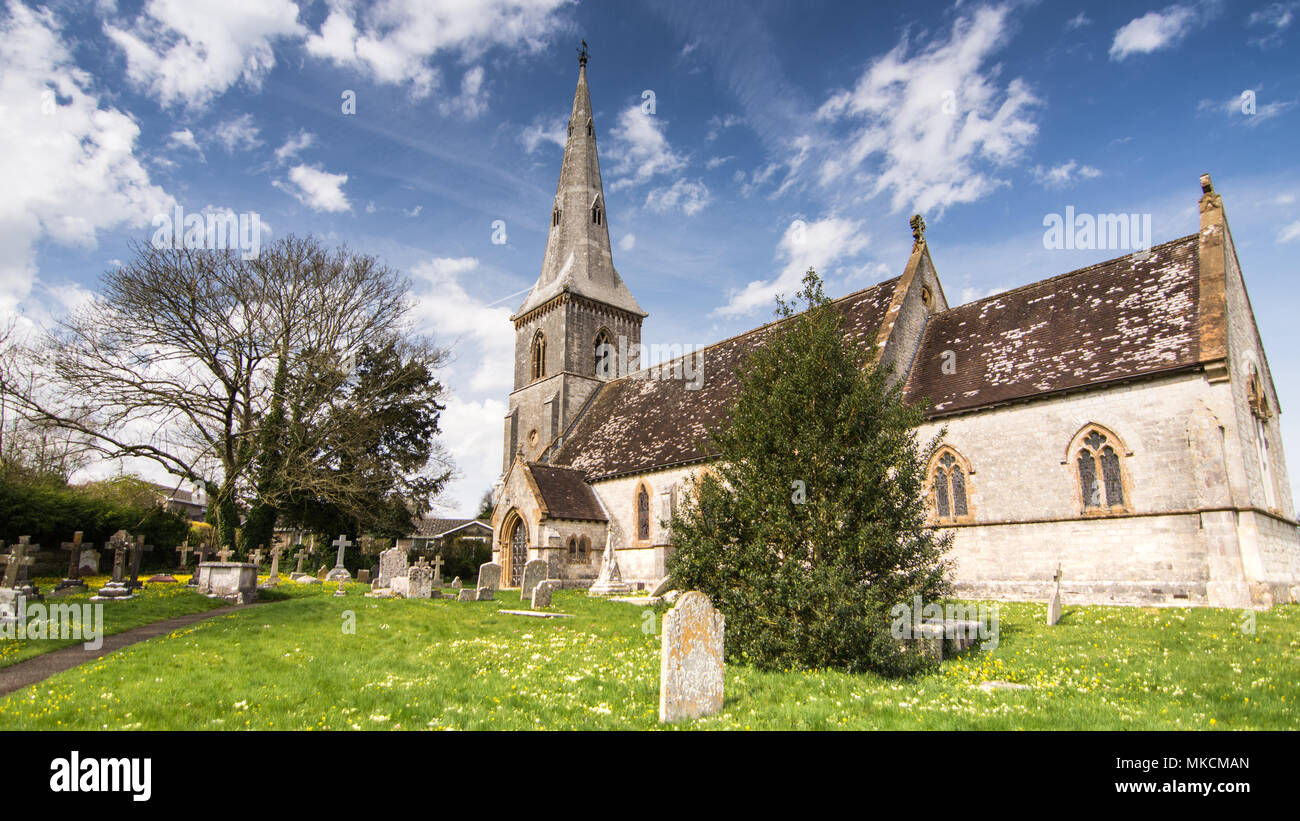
929, 450, 971, 523
1074, 427, 1128, 512
637, 486, 651, 541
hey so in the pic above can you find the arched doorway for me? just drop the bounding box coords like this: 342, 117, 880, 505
508, 517, 528, 586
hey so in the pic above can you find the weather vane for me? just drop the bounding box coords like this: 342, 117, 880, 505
578, 40, 589, 66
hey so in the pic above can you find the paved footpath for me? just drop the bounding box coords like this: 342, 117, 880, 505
0, 604, 260, 698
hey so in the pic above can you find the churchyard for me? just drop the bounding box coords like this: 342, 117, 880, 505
0, 569, 1294, 730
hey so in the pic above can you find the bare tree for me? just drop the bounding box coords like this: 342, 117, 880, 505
2, 236, 452, 548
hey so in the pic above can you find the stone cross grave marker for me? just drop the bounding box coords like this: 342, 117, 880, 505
326, 534, 353, 581
127, 535, 153, 589
1047, 564, 1063, 626
216, 545, 235, 562
520, 559, 548, 601
174, 542, 189, 571
3, 538, 33, 588
57, 531, 88, 591
249, 546, 266, 568
293, 548, 308, 576
267, 545, 283, 585
333, 577, 347, 597
659, 591, 726, 723
8, 536, 43, 600
431, 554, 444, 585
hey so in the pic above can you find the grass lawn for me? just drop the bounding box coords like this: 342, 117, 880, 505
0, 582, 1296, 730
0, 574, 231, 669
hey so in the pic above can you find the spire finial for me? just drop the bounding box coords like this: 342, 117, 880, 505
910, 213, 926, 246
577, 40, 589, 67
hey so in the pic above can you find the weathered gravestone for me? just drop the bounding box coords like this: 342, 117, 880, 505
408, 558, 433, 599
531, 579, 554, 609
520, 559, 548, 601
477, 562, 501, 592
2, 537, 42, 601
378, 546, 408, 589
316, 566, 328, 581
266, 545, 283, 586
1047, 564, 1063, 626
475, 587, 494, 601
356, 569, 371, 585
126, 535, 153, 589
55, 532, 88, 593
291, 547, 308, 578
588, 535, 632, 596
450, 577, 462, 590
659, 591, 725, 723
456, 588, 475, 602
91, 532, 135, 601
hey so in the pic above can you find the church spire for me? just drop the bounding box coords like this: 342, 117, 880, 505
514, 47, 645, 320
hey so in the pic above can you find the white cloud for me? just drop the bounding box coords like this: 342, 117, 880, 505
213, 114, 261, 152
437, 396, 507, 516
1109, 3, 1206, 61
645, 178, 711, 216
618, 233, 636, 251
1197, 93, 1296, 125
1248, 2, 1298, 47
705, 114, 741, 141
520, 113, 567, 153
606, 105, 686, 190
815, 4, 1039, 216
274, 164, 351, 212
410, 257, 514, 394
167, 128, 204, 160
274, 130, 315, 164
1065, 12, 1092, 29
1278, 219, 1300, 243
706, 155, 734, 169
0, 2, 173, 314
304, 0, 570, 100
1030, 159, 1102, 188
714, 217, 869, 317
438, 65, 489, 118
105, 0, 304, 109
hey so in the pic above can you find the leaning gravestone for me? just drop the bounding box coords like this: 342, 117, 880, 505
659, 591, 725, 723
1046, 564, 1063, 626
520, 559, 548, 601
531, 580, 554, 609
377, 546, 408, 589
450, 577, 462, 590
477, 562, 501, 592
408, 559, 433, 599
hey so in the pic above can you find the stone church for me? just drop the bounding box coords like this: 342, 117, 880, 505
491, 55, 1300, 609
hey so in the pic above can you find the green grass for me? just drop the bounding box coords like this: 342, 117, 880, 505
0, 584, 1296, 729
0, 574, 231, 669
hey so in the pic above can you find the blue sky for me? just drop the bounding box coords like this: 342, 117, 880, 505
2, 0, 1299, 517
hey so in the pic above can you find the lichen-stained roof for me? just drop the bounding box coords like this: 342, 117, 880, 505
904, 235, 1202, 417
412, 518, 491, 538
549, 277, 902, 479
528, 464, 609, 520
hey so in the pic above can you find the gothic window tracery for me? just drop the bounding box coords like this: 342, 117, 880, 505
636, 484, 651, 541
1074, 427, 1128, 513
531, 331, 546, 381
929, 448, 972, 523
594, 329, 614, 378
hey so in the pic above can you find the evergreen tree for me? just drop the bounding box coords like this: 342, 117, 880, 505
667, 268, 952, 676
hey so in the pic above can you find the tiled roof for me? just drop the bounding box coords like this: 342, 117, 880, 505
549, 278, 902, 478
904, 236, 1202, 416
528, 464, 608, 520
413, 518, 491, 538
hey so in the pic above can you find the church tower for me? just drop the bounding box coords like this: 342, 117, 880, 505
503, 46, 646, 472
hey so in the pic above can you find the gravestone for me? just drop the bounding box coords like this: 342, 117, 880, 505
456, 588, 475, 602
356, 569, 371, 585
477, 562, 501, 592
267, 545, 283, 586
326, 535, 353, 582
291, 547, 308, 578
408, 558, 433, 599
126, 536, 153, 590
248, 546, 266, 569
333, 578, 347, 597
55, 532, 88, 593
659, 591, 725, 723
431, 554, 444, 585
317, 566, 328, 581
378, 546, 408, 589
174, 542, 189, 571
588, 535, 633, 596
450, 577, 462, 590
3, 537, 42, 601
91, 532, 135, 601
475, 587, 494, 602
531, 580, 554, 609
1047, 564, 1063, 626
520, 559, 548, 601
188, 542, 212, 585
